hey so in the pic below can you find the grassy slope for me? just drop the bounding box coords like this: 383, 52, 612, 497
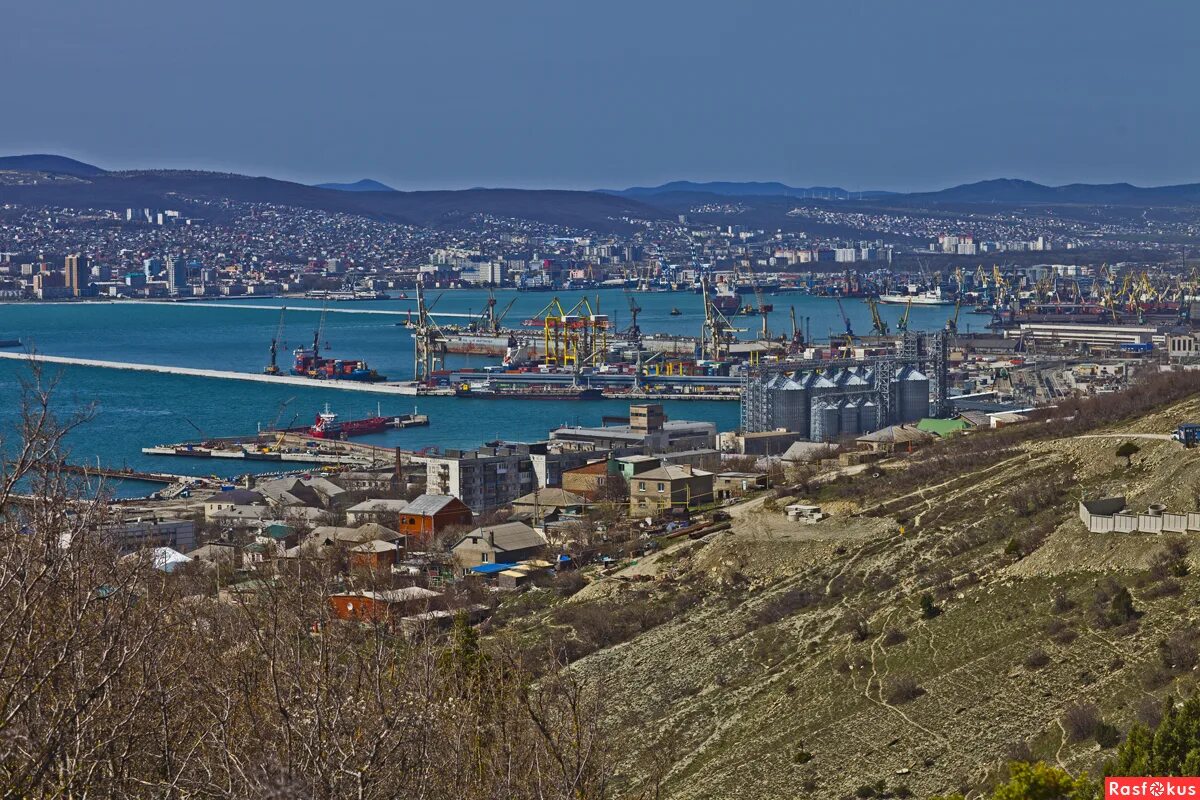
556, 396, 1200, 798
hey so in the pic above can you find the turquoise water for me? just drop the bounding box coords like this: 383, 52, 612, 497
0, 290, 986, 490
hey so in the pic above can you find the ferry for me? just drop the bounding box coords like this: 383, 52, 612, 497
877, 286, 952, 305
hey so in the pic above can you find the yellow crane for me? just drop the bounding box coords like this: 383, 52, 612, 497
866, 297, 889, 336
896, 298, 913, 332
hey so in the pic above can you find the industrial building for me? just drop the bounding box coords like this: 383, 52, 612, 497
741, 332, 949, 442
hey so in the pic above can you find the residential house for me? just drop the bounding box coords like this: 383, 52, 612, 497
328, 586, 442, 624
714, 471, 768, 500
397, 494, 473, 544
451, 521, 547, 575
345, 498, 409, 527
510, 488, 590, 526
204, 489, 266, 520
349, 539, 403, 573
560, 460, 612, 499
629, 464, 715, 515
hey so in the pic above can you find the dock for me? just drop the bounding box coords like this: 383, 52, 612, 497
0, 352, 422, 395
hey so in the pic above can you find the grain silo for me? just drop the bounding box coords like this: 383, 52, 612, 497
840, 398, 860, 437
898, 366, 930, 423
860, 398, 880, 431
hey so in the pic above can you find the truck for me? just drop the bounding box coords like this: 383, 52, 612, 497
1172, 424, 1200, 447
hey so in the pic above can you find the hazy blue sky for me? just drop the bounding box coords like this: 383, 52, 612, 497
4, 1, 1197, 191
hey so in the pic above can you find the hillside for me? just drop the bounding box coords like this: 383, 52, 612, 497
496, 387, 1200, 798
0, 162, 663, 232
0, 154, 106, 177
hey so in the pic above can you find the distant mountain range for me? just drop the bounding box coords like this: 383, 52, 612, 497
313, 178, 396, 192
0, 156, 658, 231
3, 155, 1200, 231
900, 177, 1200, 206
604, 180, 895, 200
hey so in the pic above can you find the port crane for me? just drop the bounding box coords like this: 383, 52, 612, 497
866, 297, 889, 336
624, 290, 642, 346
264, 306, 287, 375
834, 297, 854, 339
700, 275, 739, 360
945, 300, 961, 333
896, 298, 913, 332
311, 301, 330, 361
476, 288, 517, 335
787, 306, 805, 356
412, 282, 449, 381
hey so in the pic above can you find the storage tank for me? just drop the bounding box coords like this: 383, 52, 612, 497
860, 398, 880, 431
810, 400, 841, 442
773, 378, 809, 437
898, 366, 930, 423
840, 398, 860, 437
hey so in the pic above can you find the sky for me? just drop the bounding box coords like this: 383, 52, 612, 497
3, 0, 1198, 191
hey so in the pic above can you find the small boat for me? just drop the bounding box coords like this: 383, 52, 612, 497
669, 308, 682, 316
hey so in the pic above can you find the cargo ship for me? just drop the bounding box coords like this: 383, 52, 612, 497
292, 348, 386, 382
711, 280, 741, 314
454, 382, 603, 400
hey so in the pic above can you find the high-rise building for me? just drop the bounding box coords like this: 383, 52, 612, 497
166, 255, 187, 294
64, 253, 85, 296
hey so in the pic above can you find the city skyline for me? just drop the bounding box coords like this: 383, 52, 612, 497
5, 0, 1199, 192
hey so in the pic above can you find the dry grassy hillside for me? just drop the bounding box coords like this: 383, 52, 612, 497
538, 394, 1200, 799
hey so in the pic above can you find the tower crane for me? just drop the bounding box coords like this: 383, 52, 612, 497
264, 306, 287, 375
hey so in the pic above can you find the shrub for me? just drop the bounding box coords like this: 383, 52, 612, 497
1095, 721, 1122, 748
1062, 702, 1102, 742
882, 675, 924, 705
882, 627, 908, 648
552, 570, 586, 598
1046, 618, 1078, 645
1050, 590, 1075, 614
1115, 441, 1141, 459
1143, 578, 1183, 599
918, 592, 941, 619
1024, 647, 1051, 669
1159, 631, 1199, 673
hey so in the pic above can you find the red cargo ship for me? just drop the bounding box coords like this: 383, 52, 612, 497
307, 406, 389, 439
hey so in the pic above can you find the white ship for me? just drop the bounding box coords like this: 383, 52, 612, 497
877, 286, 952, 305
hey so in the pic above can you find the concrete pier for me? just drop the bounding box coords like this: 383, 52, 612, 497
0, 352, 421, 395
